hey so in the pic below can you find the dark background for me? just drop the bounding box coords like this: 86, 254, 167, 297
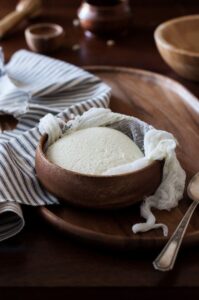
0, 0, 199, 299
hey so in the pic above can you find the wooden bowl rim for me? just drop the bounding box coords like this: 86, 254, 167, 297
37, 133, 160, 179
154, 14, 199, 58
25, 23, 65, 40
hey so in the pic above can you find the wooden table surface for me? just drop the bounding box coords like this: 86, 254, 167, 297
0, 0, 199, 298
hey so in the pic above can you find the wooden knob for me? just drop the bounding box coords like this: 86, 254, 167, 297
0, 0, 42, 39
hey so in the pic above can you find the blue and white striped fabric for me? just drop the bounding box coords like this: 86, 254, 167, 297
0, 49, 111, 206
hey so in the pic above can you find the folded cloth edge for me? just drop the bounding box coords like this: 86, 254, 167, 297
0, 202, 25, 242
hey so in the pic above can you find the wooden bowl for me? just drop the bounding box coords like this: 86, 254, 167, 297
25, 23, 65, 53
35, 134, 163, 210
154, 15, 199, 81
77, 0, 132, 37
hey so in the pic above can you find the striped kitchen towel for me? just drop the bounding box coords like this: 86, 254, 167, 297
0, 49, 111, 241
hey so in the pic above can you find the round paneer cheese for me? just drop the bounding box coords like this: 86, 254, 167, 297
46, 127, 144, 175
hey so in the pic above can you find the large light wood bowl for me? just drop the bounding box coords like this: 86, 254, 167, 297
154, 15, 199, 81
35, 134, 163, 210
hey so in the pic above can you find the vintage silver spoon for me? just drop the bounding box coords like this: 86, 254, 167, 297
153, 172, 199, 272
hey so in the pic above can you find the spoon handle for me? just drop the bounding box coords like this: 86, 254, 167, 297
153, 200, 198, 272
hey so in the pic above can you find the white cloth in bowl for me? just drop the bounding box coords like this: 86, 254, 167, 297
39, 107, 186, 236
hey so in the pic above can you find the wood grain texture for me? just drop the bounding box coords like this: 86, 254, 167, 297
0, 0, 199, 294
39, 66, 199, 249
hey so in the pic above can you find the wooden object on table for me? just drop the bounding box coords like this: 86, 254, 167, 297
1, 0, 199, 296
154, 15, 199, 81
25, 23, 65, 53
39, 66, 199, 250
77, 0, 132, 36
0, 0, 42, 39
36, 134, 162, 209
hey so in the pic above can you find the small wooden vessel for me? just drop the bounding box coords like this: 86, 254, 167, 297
25, 23, 65, 53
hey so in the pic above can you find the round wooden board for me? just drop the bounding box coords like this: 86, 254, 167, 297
39, 67, 199, 250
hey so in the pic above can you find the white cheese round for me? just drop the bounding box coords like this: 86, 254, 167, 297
46, 127, 144, 175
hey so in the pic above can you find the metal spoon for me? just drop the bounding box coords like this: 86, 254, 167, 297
153, 172, 199, 272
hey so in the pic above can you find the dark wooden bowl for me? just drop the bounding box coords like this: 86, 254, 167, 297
77, 0, 132, 37
35, 134, 163, 210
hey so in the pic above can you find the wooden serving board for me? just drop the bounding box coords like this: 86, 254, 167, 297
39, 67, 199, 250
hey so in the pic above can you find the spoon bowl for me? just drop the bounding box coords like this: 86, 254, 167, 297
187, 173, 199, 202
